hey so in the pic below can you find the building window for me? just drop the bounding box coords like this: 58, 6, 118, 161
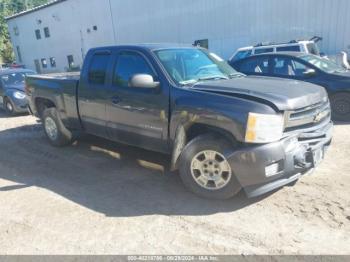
50, 57, 56, 68
16, 46, 22, 63
41, 58, 48, 68
194, 39, 209, 49
35, 29, 41, 40
13, 26, 19, 36
44, 27, 50, 38
67, 55, 74, 68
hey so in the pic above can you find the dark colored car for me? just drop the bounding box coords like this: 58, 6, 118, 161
26, 45, 332, 199
230, 52, 350, 121
0, 69, 36, 115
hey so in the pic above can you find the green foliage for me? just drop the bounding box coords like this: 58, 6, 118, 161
0, 0, 49, 63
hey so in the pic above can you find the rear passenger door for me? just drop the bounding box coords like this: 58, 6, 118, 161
237, 56, 270, 76
78, 51, 113, 137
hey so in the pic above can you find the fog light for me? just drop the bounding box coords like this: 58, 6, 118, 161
265, 163, 280, 177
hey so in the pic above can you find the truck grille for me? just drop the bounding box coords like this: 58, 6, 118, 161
285, 100, 331, 131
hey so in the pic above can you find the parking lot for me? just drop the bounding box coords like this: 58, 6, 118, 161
0, 111, 349, 255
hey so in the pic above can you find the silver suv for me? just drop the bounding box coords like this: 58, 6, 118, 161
230, 37, 322, 62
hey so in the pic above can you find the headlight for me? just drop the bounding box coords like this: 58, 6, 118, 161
245, 113, 284, 143
13, 91, 26, 100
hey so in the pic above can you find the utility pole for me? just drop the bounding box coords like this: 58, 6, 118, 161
108, 0, 117, 44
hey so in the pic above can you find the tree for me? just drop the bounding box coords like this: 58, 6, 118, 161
0, 0, 49, 63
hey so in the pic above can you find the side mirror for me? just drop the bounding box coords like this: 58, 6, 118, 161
129, 74, 159, 89
303, 68, 316, 77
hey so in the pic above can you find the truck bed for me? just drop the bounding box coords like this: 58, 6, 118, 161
26, 72, 81, 131
35, 72, 80, 80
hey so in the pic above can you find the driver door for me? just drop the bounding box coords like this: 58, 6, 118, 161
270, 56, 326, 87
106, 50, 170, 153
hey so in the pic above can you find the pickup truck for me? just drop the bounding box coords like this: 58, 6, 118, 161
26, 44, 333, 199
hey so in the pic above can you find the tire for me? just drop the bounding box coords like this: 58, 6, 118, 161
4, 97, 16, 115
178, 134, 241, 200
330, 92, 350, 122
42, 108, 74, 147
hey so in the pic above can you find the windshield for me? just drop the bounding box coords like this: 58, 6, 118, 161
154, 48, 241, 85
301, 55, 346, 73
0, 72, 35, 87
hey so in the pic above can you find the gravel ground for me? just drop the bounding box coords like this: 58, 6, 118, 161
0, 111, 349, 255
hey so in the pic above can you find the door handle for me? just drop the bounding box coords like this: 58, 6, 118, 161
111, 96, 122, 104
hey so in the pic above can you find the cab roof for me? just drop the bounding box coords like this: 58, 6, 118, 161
89, 43, 199, 52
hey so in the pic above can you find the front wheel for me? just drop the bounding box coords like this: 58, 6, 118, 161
179, 134, 241, 200
330, 92, 350, 122
4, 98, 15, 115
42, 108, 74, 147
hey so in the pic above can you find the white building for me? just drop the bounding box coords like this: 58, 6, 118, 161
6, 0, 350, 73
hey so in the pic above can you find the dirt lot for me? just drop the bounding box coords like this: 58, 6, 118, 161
0, 111, 349, 255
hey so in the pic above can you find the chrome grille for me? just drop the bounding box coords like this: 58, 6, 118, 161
285, 100, 331, 131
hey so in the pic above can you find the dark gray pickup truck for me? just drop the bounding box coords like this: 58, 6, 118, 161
26, 44, 333, 199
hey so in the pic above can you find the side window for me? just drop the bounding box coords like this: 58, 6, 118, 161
254, 48, 273, 55
113, 51, 154, 87
276, 46, 301, 52
273, 57, 310, 76
291, 60, 311, 77
272, 57, 293, 76
240, 57, 269, 74
88, 53, 111, 85
232, 50, 252, 62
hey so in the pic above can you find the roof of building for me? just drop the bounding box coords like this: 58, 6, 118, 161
5, 0, 67, 21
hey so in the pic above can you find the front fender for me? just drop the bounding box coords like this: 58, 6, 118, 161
169, 87, 278, 170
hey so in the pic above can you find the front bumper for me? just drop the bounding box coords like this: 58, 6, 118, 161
227, 121, 333, 198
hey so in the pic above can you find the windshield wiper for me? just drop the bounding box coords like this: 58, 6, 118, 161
229, 73, 245, 78
197, 75, 229, 81
180, 75, 230, 86
179, 79, 199, 86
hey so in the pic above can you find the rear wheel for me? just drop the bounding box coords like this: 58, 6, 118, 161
179, 134, 241, 199
42, 108, 74, 147
330, 92, 350, 122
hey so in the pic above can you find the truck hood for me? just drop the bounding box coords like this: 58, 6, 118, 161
4, 83, 25, 92
191, 76, 328, 111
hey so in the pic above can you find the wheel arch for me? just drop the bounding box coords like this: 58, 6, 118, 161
35, 97, 56, 118
170, 122, 238, 171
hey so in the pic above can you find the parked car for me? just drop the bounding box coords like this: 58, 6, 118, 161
230, 52, 350, 121
9, 63, 26, 69
26, 44, 332, 199
229, 36, 322, 63
0, 69, 36, 115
